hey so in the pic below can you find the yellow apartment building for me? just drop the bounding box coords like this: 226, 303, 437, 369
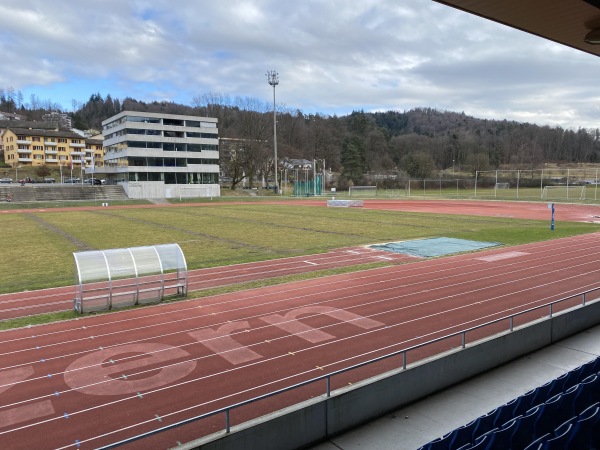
3, 127, 103, 169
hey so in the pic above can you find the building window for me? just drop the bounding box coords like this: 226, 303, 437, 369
126, 116, 160, 124
163, 118, 184, 126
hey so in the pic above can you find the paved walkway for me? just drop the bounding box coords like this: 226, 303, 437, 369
311, 324, 600, 450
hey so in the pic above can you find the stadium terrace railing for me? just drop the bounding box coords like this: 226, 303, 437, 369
98, 285, 600, 449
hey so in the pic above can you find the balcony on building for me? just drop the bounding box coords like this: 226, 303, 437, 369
45, 141, 57, 146
70, 151, 86, 156
45, 149, 58, 154
18, 157, 33, 162
70, 142, 85, 148
16, 139, 32, 145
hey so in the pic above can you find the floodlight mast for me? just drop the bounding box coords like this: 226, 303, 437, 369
266, 70, 279, 194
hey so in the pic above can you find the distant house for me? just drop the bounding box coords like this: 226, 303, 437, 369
0, 120, 59, 157
0, 111, 24, 121
85, 134, 104, 171
42, 111, 72, 129
282, 158, 313, 170
3, 126, 91, 169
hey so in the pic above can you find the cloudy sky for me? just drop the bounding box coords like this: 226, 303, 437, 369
1, 0, 599, 129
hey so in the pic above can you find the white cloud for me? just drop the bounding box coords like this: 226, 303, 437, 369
1, 0, 599, 129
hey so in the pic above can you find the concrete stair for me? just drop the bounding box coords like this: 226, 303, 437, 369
0, 185, 129, 203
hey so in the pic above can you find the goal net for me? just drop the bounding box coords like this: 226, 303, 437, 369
541, 185, 586, 200
178, 186, 215, 199
348, 185, 377, 196
494, 182, 510, 190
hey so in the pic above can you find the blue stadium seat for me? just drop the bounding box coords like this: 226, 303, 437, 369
567, 403, 600, 449
562, 364, 583, 390
547, 372, 569, 398
558, 384, 580, 418
468, 434, 490, 449
506, 406, 540, 448
511, 388, 538, 419
419, 360, 600, 450
542, 421, 573, 449
530, 380, 555, 407
533, 393, 564, 436
471, 408, 498, 441
522, 433, 550, 450
490, 397, 518, 429
573, 374, 599, 414
449, 418, 478, 449
484, 418, 518, 449
579, 356, 600, 379
455, 443, 473, 450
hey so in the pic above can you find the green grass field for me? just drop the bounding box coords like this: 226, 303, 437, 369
1, 202, 598, 294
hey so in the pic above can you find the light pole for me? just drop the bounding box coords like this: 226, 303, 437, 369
266, 70, 279, 194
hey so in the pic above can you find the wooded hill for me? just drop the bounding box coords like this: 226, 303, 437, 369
2, 88, 600, 187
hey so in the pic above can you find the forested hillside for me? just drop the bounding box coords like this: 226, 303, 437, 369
2, 87, 600, 188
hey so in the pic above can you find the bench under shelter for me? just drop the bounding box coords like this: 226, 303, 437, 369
73, 243, 188, 313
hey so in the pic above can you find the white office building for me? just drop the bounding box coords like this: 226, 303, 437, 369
97, 111, 220, 199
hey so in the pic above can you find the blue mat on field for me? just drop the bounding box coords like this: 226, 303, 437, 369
370, 237, 500, 258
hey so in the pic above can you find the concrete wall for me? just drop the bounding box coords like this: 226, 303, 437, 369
179, 301, 600, 450
122, 181, 220, 199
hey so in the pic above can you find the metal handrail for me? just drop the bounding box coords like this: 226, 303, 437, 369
98, 285, 600, 449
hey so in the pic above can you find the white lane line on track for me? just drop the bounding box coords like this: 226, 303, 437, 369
476, 251, 529, 262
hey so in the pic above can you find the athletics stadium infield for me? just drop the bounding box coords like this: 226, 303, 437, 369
1, 199, 600, 449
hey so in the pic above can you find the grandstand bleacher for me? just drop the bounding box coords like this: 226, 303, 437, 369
310, 324, 600, 450
0, 184, 128, 202
418, 357, 600, 450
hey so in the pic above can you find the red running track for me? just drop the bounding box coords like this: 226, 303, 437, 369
0, 247, 412, 321
362, 199, 600, 222
2, 232, 600, 449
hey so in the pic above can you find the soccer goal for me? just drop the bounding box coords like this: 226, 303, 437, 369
542, 185, 586, 200
348, 185, 377, 196
494, 182, 510, 190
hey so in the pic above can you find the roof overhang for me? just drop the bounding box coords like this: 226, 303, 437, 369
433, 0, 600, 57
